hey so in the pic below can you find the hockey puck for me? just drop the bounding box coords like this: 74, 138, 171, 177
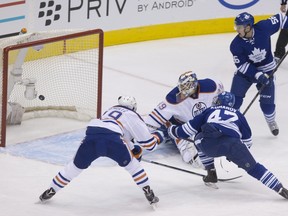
20, 28, 27, 34
39, 95, 45, 100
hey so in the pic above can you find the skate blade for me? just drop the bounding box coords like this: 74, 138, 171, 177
204, 182, 219, 189
35, 199, 45, 204
35, 198, 52, 204
150, 202, 158, 210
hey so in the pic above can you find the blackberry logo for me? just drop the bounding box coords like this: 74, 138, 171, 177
38, 1, 62, 26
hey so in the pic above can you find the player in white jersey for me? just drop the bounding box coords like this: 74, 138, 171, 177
39, 96, 164, 207
144, 71, 224, 167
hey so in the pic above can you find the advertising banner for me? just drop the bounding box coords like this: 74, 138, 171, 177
0, 1, 279, 38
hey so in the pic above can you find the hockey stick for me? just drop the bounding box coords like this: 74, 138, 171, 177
142, 158, 242, 182
243, 51, 288, 115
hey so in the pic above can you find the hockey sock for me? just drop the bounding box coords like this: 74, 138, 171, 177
197, 148, 215, 170
125, 157, 150, 188
248, 163, 282, 192
50, 161, 83, 192
263, 110, 276, 124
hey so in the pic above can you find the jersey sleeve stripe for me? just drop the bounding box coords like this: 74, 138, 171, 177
238, 62, 250, 74
154, 109, 168, 122
182, 123, 197, 136
102, 119, 124, 134
151, 110, 168, 125
148, 113, 163, 126
137, 137, 157, 151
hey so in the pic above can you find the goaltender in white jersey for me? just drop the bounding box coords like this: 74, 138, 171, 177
144, 71, 224, 167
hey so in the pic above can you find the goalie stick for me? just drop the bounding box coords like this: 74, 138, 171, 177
142, 158, 242, 182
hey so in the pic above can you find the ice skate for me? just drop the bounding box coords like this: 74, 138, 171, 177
39, 187, 56, 202
203, 169, 218, 183
203, 169, 218, 189
267, 121, 279, 136
143, 186, 159, 208
278, 187, 288, 199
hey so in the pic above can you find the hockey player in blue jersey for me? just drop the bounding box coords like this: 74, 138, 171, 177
39, 96, 164, 207
168, 91, 288, 199
144, 71, 224, 167
230, 11, 288, 136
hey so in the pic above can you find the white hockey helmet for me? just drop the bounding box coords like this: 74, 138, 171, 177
178, 71, 198, 97
118, 95, 137, 111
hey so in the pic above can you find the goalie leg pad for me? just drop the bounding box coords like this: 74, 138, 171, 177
6, 102, 25, 125
175, 139, 203, 168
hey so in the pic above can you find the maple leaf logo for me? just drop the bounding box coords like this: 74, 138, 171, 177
248, 48, 267, 63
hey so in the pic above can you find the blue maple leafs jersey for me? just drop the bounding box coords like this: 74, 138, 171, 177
230, 13, 288, 79
177, 106, 252, 145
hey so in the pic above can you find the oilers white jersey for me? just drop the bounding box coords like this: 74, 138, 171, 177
230, 13, 288, 78
144, 79, 224, 128
88, 105, 157, 151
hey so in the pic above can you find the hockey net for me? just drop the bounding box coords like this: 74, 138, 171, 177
0, 29, 104, 147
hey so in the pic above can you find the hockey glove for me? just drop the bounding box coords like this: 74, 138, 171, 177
132, 145, 143, 162
167, 125, 179, 140
152, 130, 165, 144
255, 72, 270, 85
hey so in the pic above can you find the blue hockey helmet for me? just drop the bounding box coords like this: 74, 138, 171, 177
234, 12, 254, 27
213, 91, 235, 108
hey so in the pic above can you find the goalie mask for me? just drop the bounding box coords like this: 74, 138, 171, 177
212, 91, 235, 108
118, 95, 137, 111
178, 71, 198, 97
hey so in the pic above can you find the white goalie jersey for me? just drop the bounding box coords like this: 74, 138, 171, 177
88, 105, 158, 152
144, 79, 224, 129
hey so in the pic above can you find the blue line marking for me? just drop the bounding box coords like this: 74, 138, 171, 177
0, 15, 25, 23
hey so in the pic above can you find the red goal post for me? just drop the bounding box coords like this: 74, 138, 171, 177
0, 29, 104, 147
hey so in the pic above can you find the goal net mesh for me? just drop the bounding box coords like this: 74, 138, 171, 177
0, 29, 103, 147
